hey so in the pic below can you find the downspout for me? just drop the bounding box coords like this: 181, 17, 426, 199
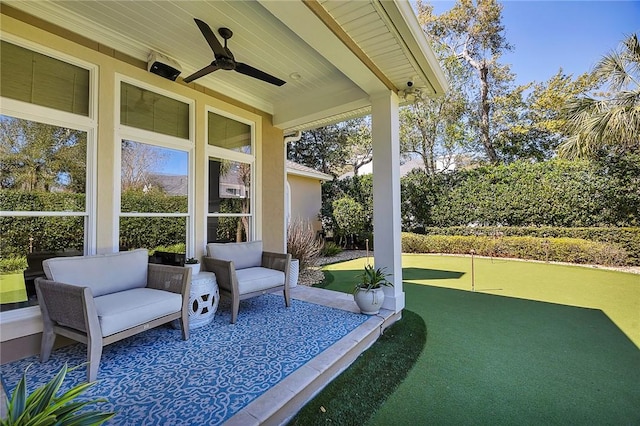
283, 131, 302, 248
284, 131, 302, 144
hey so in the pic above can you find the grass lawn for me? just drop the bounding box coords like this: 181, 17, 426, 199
323, 254, 640, 347
312, 255, 640, 425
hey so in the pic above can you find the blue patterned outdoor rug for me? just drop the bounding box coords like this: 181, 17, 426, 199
1, 294, 368, 425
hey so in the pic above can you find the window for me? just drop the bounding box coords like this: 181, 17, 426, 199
208, 111, 251, 154
207, 111, 254, 243
120, 82, 189, 139
1, 40, 90, 116
118, 81, 192, 256
0, 39, 94, 313
119, 140, 189, 251
0, 116, 90, 311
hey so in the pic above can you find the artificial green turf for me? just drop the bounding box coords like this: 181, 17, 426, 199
287, 310, 426, 426
318, 256, 640, 425
325, 254, 640, 346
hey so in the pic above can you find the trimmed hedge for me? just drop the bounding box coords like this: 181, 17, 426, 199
401, 232, 629, 266
420, 226, 640, 265
2, 191, 188, 258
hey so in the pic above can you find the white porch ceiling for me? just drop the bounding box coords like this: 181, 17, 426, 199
2, 0, 447, 133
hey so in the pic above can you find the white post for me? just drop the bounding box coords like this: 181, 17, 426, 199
370, 91, 405, 313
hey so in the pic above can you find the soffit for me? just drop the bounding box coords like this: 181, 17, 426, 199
2, 0, 446, 133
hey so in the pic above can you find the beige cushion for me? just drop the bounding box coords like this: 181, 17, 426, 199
235, 267, 286, 294
94, 288, 182, 336
206, 241, 263, 270
43, 249, 148, 297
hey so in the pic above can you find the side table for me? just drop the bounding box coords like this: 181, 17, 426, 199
174, 271, 219, 330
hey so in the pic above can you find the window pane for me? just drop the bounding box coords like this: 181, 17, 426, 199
208, 112, 251, 154
208, 158, 251, 215
1, 215, 84, 312
1, 41, 90, 116
207, 216, 250, 243
119, 216, 187, 252
121, 140, 188, 213
0, 115, 87, 211
120, 82, 189, 139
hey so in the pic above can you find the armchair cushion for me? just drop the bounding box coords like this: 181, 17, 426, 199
206, 241, 262, 270
236, 267, 286, 294
95, 288, 183, 337
43, 249, 148, 297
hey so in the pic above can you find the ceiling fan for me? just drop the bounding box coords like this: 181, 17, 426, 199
183, 18, 286, 86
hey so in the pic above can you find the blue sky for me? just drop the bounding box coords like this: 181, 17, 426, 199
430, 0, 640, 86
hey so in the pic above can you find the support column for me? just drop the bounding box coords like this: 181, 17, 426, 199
370, 91, 405, 313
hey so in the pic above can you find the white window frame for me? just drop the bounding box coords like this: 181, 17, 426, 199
115, 76, 196, 257
205, 106, 256, 243
0, 34, 98, 328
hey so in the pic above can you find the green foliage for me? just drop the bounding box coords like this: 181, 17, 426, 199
401, 160, 640, 231
2, 363, 115, 425
560, 33, 640, 159
147, 243, 186, 256
401, 232, 628, 266
1, 190, 188, 258
120, 190, 187, 213
355, 264, 393, 293
320, 241, 342, 257
119, 217, 186, 251
421, 226, 640, 265
0, 257, 28, 274
417, 0, 513, 163
0, 116, 87, 193
321, 175, 373, 244
332, 196, 364, 238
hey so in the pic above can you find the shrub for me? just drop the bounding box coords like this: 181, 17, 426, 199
287, 218, 323, 272
0, 256, 28, 274
420, 226, 640, 265
401, 232, 628, 266
148, 243, 186, 256
321, 241, 343, 257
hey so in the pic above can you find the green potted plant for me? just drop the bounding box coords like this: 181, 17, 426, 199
353, 264, 393, 315
2, 363, 115, 425
184, 257, 200, 275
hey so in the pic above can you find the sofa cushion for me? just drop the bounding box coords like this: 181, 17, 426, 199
235, 267, 285, 295
43, 249, 149, 297
94, 288, 182, 337
206, 241, 263, 270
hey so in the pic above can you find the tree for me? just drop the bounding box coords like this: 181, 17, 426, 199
417, 0, 512, 163
400, 48, 474, 175
560, 33, 640, 159
120, 140, 167, 191
0, 115, 86, 192
288, 118, 374, 177
342, 117, 373, 176
332, 196, 365, 247
287, 124, 347, 175
490, 70, 595, 162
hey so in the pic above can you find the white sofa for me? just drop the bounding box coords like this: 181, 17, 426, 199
35, 249, 191, 382
203, 241, 290, 324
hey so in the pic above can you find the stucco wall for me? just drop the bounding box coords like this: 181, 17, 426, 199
288, 174, 323, 233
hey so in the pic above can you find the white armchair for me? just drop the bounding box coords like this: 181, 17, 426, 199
203, 241, 290, 324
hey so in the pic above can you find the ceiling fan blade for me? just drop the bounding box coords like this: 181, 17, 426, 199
194, 18, 227, 57
183, 64, 220, 83
235, 62, 286, 86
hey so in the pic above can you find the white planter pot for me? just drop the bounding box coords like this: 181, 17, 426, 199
185, 263, 200, 275
289, 259, 299, 287
354, 287, 385, 315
